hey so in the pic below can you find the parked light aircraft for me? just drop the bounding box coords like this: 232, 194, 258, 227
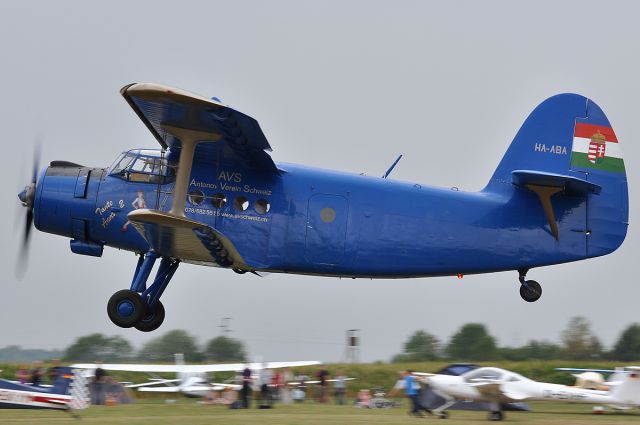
423, 366, 640, 421
0, 367, 89, 415
18, 83, 629, 331
72, 355, 320, 397
556, 366, 640, 391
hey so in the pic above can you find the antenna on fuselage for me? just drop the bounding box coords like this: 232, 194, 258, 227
382, 154, 403, 179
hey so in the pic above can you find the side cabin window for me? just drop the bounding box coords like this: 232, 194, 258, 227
110, 151, 176, 184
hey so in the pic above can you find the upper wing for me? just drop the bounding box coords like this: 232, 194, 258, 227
252, 361, 321, 370
555, 367, 618, 374
289, 377, 355, 385
137, 386, 182, 393
126, 379, 181, 389
71, 360, 320, 374
71, 362, 246, 374
121, 83, 278, 172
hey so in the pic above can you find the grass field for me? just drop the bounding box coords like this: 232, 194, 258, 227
1, 400, 639, 425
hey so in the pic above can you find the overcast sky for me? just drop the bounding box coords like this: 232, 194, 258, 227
1, 0, 639, 363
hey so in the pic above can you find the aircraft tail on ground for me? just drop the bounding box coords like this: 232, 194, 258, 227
485, 94, 628, 257
49, 367, 90, 410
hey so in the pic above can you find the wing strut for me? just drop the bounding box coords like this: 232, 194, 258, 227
161, 124, 222, 217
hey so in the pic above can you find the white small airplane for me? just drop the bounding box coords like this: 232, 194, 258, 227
72, 354, 320, 397
421, 366, 640, 421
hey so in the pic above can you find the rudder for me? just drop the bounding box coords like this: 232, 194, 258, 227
485, 94, 628, 257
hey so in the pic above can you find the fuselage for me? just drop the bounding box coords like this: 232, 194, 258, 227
33, 148, 616, 278
428, 368, 618, 406
0, 381, 72, 410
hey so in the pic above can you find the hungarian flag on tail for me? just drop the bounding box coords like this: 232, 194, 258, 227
571, 122, 624, 173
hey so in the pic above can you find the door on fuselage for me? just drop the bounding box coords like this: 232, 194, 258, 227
305, 194, 349, 265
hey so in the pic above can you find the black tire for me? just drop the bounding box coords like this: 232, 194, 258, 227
134, 301, 166, 332
519, 280, 542, 302
488, 411, 504, 421
107, 290, 145, 328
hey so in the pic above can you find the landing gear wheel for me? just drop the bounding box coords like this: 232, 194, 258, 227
519, 280, 542, 302
107, 290, 145, 328
134, 301, 166, 332
437, 411, 449, 419
488, 411, 504, 421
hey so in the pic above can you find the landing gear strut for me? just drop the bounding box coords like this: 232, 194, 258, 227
518, 269, 542, 302
107, 252, 179, 331
488, 411, 504, 421
488, 402, 504, 421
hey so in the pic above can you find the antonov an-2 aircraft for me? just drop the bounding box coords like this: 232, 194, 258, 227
17, 83, 628, 331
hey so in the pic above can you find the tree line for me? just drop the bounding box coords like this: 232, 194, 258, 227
62, 330, 247, 362
393, 317, 640, 362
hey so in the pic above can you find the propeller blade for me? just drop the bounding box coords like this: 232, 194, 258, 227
25, 208, 33, 243
16, 143, 41, 278
31, 143, 41, 184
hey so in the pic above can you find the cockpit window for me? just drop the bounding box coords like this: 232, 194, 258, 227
464, 368, 504, 383
110, 150, 176, 184
110, 153, 136, 175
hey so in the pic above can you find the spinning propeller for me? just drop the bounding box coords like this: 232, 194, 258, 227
16, 147, 40, 275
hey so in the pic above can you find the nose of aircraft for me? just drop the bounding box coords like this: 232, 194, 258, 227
17, 180, 37, 248
22, 161, 107, 261
35, 162, 102, 238
18, 187, 27, 204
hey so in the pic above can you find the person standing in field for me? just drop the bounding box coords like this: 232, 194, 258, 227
241, 366, 252, 408
333, 371, 347, 405
389, 370, 431, 417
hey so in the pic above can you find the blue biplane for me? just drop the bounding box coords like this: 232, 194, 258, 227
18, 83, 628, 331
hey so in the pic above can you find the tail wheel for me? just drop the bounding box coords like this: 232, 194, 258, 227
107, 290, 145, 328
134, 301, 166, 332
519, 280, 542, 302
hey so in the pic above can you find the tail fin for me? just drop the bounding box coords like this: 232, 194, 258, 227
50, 366, 75, 395
485, 94, 628, 257
175, 353, 187, 383
611, 368, 640, 407
50, 367, 90, 410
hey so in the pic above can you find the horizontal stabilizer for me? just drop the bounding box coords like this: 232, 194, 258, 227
512, 170, 601, 195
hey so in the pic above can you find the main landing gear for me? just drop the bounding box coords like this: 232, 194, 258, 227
107, 252, 179, 332
488, 410, 504, 421
518, 269, 542, 302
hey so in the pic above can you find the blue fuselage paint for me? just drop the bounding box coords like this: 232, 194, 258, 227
32, 150, 626, 279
